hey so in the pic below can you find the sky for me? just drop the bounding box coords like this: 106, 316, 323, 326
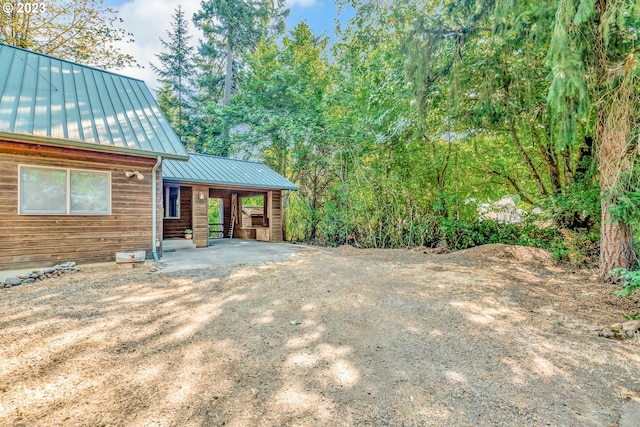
102, 0, 353, 91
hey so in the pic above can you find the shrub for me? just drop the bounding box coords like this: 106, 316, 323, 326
612, 268, 640, 297
553, 229, 600, 268
439, 219, 558, 251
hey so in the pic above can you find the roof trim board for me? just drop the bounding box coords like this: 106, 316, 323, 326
162, 177, 294, 191
0, 131, 188, 160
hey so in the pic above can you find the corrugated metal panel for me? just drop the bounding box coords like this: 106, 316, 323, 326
163, 153, 299, 190
0, 42, 187, 159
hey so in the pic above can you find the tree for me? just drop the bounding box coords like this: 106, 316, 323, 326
546, 0, 640, 279
152, 5, 196, 148
0, 0, 137, 69
193, 0, 287, 107
395, 0, 638, 278
221, 23, 337, 240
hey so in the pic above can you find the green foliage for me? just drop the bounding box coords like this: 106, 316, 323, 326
608, 190, 640, 227
553, 229, 600, 267
242, 196, 264, 207
608, 165, 640, 228
194, 0, 288, 107
612, 268, 640, 297
545, 0, 590, 146
0, 0, 138, 68
208, 198, 222, 226
439, 219, 559, 251
543, 173, 600, 230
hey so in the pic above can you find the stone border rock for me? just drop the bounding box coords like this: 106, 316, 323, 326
2, 262, 80, 289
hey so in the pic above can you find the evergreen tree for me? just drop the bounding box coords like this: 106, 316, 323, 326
546, 0, 640, 279
193, 0, 284, 107
151, 5, 196, 149
219, 23, 336, 239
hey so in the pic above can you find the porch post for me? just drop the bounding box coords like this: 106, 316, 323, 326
192, 184, 209, 248
268, 190, 283, 243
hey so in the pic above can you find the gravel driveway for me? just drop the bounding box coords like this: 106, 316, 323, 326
1, 244, 639, 426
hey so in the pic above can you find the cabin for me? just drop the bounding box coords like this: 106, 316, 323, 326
0, 42, 296, 271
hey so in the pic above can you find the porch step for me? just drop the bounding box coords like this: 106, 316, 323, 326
163, 238, 196, 252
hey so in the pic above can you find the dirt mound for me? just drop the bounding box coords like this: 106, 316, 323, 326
444, 243, 553, 266
335, 243, 555, 269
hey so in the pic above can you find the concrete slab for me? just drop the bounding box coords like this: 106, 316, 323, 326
158, 239, 308, 273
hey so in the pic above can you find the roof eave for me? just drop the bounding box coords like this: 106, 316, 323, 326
0, 132, 189, 160
162, 176, 298, 191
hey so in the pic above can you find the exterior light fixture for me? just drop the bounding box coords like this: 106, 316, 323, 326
125, 170, 145, 180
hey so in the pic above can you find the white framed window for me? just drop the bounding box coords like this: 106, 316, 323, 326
164, 186, 180, 219
19, 165, 111, 215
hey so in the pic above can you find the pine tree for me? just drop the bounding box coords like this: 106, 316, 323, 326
151, 5, 196, 148
193, 0, 287, 107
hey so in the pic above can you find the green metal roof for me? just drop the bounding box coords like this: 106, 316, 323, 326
163, 153, 299, 191
0, 42, 188, 159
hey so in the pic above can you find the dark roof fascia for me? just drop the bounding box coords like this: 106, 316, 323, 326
0, 131, 189, 160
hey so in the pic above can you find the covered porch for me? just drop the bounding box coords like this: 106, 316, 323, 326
162, 184, 285, 248
161, 153, 297, 251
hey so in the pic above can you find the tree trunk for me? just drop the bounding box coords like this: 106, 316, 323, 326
563, 148, 572, 185
531, 125, 561, 193
224, 41, 233, 106
509, 120, 547, 196
592, 0, 637, 280
599, 199, 635, 280
598, 110, 636, 280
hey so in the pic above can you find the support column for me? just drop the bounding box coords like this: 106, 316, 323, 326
192, 185, 209, 248
268, 190, 283, 243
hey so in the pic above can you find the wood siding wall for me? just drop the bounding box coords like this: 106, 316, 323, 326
0, 140, 157, 270
162, 186, 192, 238
242, 213, 251, 228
